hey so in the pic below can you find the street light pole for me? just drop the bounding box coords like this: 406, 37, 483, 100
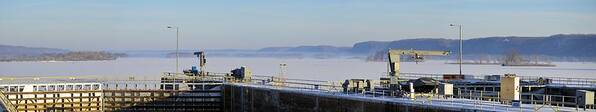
168, 26, 180, 74
450, 24, 463, 75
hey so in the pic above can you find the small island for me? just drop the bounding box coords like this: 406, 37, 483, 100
0, 51, 127, 62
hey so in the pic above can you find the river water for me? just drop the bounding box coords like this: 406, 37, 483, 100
0, 57, 595, 81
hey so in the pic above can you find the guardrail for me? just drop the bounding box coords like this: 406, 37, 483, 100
1, 73, 595, 112
399, 73, 596, 87
450, 89, 594, 110
3, 72, 595, 88
0, 91, 18, 112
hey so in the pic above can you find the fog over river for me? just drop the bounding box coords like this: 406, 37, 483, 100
1, 57, 595, 81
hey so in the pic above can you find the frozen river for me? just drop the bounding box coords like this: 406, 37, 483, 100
0, 57, 595, 81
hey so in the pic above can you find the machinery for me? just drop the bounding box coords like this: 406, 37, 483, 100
410, 77, 439, 93
194, 51, 207, 76
438, 83, 453, 96
231, 66, 252, 83
500, 74, 520, 104
341, 48, 449, 95
182, 51, 207, 76
342, 79, 374, 93
577, 90, 595, 109
387, 49, 449, 90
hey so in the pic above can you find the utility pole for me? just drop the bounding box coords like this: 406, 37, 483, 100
450, 24, 463, 75
167, 26, 180, 74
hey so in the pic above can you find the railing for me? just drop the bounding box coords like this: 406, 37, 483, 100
1, 74, 595, 112
0, 76, 228, 112
249, 74, 592, 111
248, 75, 343, 92
518, 76, 596, 88
0, 91, 18, 112
3, 72, 595, 89
450, 89, 591, 111
400, 73, 596, 87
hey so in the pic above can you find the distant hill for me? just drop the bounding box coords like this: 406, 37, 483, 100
0, 51, 125, 62
259, 45, 351, 53
0, 45, 126, 62
0, 45, 68, 56
257, 34, 596, 60
4, 34, 594, 60
351, 34, 596, 57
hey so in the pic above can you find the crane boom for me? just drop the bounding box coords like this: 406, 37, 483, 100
387, 49, 449, 90
389, 49, 450, 56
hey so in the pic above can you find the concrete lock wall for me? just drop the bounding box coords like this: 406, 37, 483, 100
223, 85, 457, 112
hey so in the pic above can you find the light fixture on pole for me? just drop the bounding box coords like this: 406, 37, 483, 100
449, 24, 463, 75
167, 26, 180, 74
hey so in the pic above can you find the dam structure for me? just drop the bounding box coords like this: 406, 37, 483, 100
1, 51, 595, 112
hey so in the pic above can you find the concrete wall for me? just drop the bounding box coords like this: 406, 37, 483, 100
223, 85, 457, 112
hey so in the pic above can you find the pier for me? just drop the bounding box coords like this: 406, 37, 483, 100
1, 72, 595, 112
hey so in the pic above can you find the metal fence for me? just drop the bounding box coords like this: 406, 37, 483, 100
399, 72, 596, 87
0, 91, 17, 112
1, 74, 595, 112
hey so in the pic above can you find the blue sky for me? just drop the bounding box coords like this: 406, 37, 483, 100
1, 0, 595, 50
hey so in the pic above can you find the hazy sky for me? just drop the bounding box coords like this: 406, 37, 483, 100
1, 0, 595, 50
